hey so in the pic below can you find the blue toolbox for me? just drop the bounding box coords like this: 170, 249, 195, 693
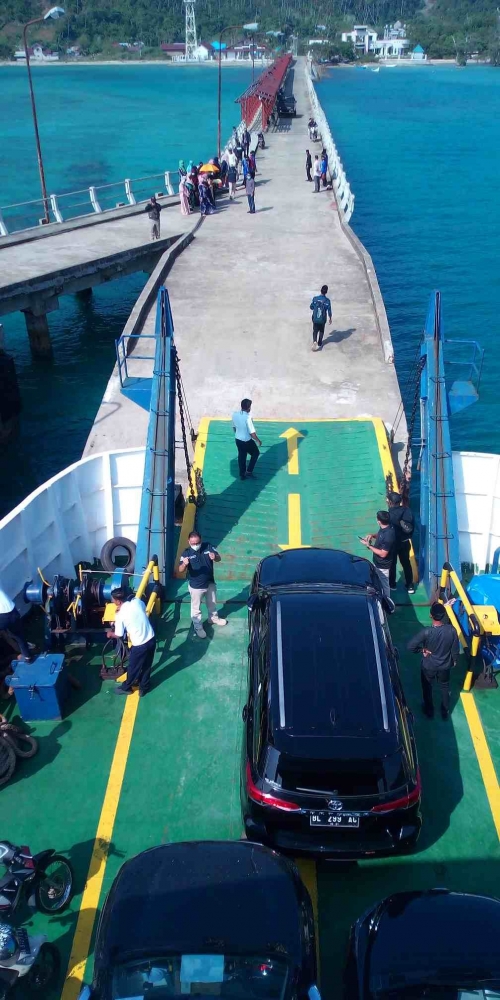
7, 653, 69, 721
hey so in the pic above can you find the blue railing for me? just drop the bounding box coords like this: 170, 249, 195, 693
419, 291, 461, 596
134, 288, 177, 584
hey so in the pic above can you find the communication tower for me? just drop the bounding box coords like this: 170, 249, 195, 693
184, 0, 198, 61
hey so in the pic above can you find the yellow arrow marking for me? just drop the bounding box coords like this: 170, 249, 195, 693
280, 427, 304, 475
279, 494, 309, 550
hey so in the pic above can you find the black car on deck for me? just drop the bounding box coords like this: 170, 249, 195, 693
345, 888, 500, 998
78, 840, 319, 1000
241, 548, 421, 858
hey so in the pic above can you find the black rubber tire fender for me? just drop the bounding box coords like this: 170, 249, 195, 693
25, 942, 60, 992
0, 739, 16, 787
100, 536, 136, 573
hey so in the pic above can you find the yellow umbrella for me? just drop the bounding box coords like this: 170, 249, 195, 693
199, 163, 220, 173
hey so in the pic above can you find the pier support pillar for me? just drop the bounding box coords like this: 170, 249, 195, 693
76, 288, 93, 301
23, 309, 52, 358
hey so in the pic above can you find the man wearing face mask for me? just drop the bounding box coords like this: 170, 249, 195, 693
177, 530, 228, 639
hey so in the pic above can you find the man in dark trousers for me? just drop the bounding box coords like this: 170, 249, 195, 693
177, 530, 227, 639
388, 491, 415, 594
107, 588, 156, 697
305, 149, 312, 182
408, 602, 459, 719
145, 194, 162, 241
232, 398, 262, 480
309, 284, 332, 352
360, 510, 396, 601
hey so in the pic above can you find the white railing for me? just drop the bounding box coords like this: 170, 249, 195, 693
0, 447, 145, 610
0, 170, 179, 237
305, 58, 355, 223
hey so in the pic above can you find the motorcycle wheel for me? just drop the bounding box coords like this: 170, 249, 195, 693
35, 857, 74, 913
0, 724, 38, 759
24, 942, 60, 992
0, 738, 16, 787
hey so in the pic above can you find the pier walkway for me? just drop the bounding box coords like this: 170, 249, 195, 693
0, 199, 182, 355
86, 58, 406, 459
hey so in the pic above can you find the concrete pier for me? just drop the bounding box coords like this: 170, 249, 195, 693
85, 58, 406, 460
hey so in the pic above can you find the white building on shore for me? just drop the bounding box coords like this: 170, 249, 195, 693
14, 44, 59, 61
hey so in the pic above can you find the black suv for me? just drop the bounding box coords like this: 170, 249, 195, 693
241, 548, 421, 858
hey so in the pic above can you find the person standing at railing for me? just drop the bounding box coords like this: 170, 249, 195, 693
145, 194, 162, 241
306, 149, 312, 182
320, 151, 328, 189
313, 155, 322, 193
179, 175, 191, 217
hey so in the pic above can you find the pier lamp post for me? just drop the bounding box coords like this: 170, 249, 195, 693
217, 21, 258, 158
22, 6, 65, 225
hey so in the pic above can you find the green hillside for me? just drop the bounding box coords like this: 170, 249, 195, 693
0, 0, 498, 62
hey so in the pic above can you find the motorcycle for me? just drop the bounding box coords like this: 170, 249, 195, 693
0, 842, 74, 919
0, 923, 59, 998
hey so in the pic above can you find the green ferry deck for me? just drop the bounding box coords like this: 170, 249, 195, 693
2, 416, 500, 999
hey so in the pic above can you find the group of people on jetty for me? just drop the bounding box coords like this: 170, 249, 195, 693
177, 126, 261, 218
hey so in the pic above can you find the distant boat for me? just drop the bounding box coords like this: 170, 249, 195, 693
371, 67, 380, 72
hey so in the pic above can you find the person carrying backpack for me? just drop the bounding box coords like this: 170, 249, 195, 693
309, 284, 332, 351
388, 490, 415, 594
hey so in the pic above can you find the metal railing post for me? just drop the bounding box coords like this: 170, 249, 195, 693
89, 186, 102, 213
50, 194, 63, 223
164, 172, 174, 195
0, 213, 8, 237
125, 179, 136, 205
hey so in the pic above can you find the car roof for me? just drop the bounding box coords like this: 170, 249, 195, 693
258, 547, 380, 591
268, 591, 399, 759
94, 841, 303, 970
369, 890, 500, 983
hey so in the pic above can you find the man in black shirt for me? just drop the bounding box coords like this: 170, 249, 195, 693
145, 194, 162, 241
305, 149, 312, 182
360, 511, 396, 601
388, 491, 415, 595
408, 602, 460, 719
177, 530, 227, 639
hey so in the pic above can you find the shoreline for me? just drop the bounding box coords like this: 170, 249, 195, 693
0, 58, 263, 67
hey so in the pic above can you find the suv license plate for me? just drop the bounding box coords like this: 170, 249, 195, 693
310, 811, 360, 828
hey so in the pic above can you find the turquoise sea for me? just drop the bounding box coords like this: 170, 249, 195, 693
0, 64, 251, 516
316, 65, 500, 454
1, 63, 499, 516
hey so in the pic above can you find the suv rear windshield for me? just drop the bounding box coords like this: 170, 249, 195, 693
271, 752, 407, 797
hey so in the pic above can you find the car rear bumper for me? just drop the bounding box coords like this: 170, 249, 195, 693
244, 808, 421, 859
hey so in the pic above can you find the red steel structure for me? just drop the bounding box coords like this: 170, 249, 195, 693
236, 54, 293, 130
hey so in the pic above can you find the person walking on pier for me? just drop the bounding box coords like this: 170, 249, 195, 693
108, 588, 156, 697
306, 149, 312, 182
232, 399, 262, 480
177, 531, 227, 639
243, 128, 251, 157
245, 172, 256, 214
310, 285, 332, 351
145, 195, 162, 241
313, 155, 322, 193
359, 511, 396, 601
320, 152, 328, 188
388, 491, 415, 594
407, 602, 459, 720
227, 162, 237, 200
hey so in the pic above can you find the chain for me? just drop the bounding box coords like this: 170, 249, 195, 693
174, 348, 206, 508
398, 355, 426, 504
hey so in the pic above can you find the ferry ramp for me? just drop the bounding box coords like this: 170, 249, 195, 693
3, 418, 500, 1000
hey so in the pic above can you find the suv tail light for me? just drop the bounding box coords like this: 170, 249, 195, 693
246, 762, 300, 812
371, 770, 421, 813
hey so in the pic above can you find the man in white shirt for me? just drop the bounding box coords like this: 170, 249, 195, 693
232, 398, 262, 481
313, 155, 322, 193
106, 588, 156, 698
0, 587, 32, 662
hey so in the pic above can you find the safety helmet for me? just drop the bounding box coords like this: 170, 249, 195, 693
0, 923, 19, 965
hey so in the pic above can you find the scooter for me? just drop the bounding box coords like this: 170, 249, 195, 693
0, 841, 74, 919
0, 923, 59, 998
257, 132, 265, 149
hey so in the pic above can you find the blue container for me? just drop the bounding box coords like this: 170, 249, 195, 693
7, 654, 69, 721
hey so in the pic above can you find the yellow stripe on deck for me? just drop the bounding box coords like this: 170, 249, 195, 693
61, 693, 139, 1000
461, 692, 500, 841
